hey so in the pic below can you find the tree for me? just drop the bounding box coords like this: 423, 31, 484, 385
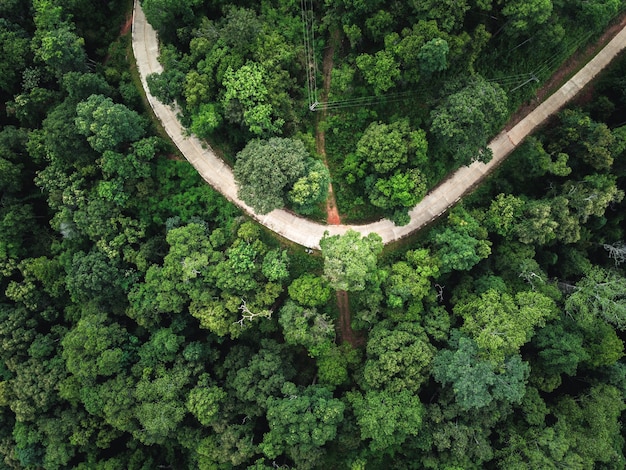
133, 363, 190, 445
222, 62, 284, 136
32, 12, 86, 77
261, 249, 290, 282
561, 173, 624, 224
431, 76, 507, 166
61, 311, 130, 383
190, 102, 222, 138
564, 266, 626, 330
261, 383, 345, 469
61, 71, 114, 103
219, 6, 262, 54
278, 301, 335, 357
288, 274, 332, 307
288, 159, 330, 215
557, 109, 619, 170
64, 250, 124, 306
368, 168, 428, 222
356, 50, 400, 94
432, 207, 491, 273
319, 230, 383, 292
363, 320, 435, 393
383, 249, 439, 310
497, 384, 626, 468
186, 375, 226, 427
75, 94, 146, 152
502, 0, 553, 34
484, 193, 526, 238
0, 20, 30, 94
142, 0, 202, 41
433, 334, 529, 410
355, 120, 428, 174
226, 340, 296, 416
233, 137, 309, 214
577, 0, 621, 28
455, 289, 557, 365
532, 319, 590, 377
408, 0, 470, 32
513, 199, 559, 245
417, 38, 449, 74
348, 388, 424, 452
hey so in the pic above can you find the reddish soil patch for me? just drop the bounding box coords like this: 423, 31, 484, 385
336, 290, 364, 348
316, 29, 342, 226
120, 14, 133, 36
506, 12, 626, 131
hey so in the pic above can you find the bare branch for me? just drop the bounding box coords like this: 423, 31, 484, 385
235, 298, 272, 326
603, 242, 626, 266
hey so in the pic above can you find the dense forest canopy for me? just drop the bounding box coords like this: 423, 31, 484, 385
0, 0, 624, 468
143, 0, 623, 223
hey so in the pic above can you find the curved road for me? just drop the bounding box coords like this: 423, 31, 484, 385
132, 1, 626, 249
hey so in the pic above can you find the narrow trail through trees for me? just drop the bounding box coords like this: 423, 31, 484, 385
315, 29, 359, 344
316, 29, 341, 226
132, 0, 626, 249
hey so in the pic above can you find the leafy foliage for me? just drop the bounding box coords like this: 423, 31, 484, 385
2, 0, 626, 468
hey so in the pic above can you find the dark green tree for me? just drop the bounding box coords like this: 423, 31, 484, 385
431, 76, 507, 166
75, 94, 146, 152
233, 137, 309, 214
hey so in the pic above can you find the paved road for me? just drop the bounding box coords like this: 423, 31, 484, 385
132, 0, 626, 249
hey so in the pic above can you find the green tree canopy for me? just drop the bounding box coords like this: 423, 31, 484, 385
261, 383, 345, 468
455, 289, 557, 365
233, 137, 309, 214
356, 120, 428, 174
431, 76, 507, 166
75, 94, 146, 153
564, 266, 626, 330
348, 388, 424, 452
319, 229, 383, 292
288, 274, 333, 307
279, 300, 335, 357
363, 320, 435, 393
433, 334, 529, 410
222, 61, 284, 136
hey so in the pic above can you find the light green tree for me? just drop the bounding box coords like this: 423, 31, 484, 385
455, 289, 557, 365
222, 62, 284, 136
348, 388, 424, 452
356, 50, 400, 94
319, 229, 383, 292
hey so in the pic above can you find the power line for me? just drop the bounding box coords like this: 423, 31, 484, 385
300, 0, 318, 109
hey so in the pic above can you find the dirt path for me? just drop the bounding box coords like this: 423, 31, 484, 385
132, 0, 626, 249
336, 290, 363, 347
315, 29, 359, 344
120, 14, 133, 36
316, 29, 341, 226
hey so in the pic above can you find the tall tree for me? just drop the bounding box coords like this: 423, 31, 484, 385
319, 230, 383, 292
261, 383, 345, 469
433, 334, 529, 410
455, 289, 557, 365
564, 266, 626, 330
75, 94, 146, 152
233, 137, 309, 214
363, 320, 435, 393
431, 76, 507, 166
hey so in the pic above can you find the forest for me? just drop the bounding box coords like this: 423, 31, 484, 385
0, 0, 625, 468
